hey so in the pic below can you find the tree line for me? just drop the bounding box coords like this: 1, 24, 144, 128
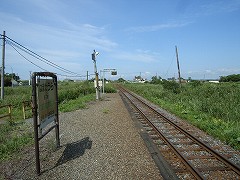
0, 73, 20, 86
219, 74, 240, 82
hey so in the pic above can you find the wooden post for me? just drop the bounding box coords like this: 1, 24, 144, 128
1, 31, 6, 100
175, 46, 181, 87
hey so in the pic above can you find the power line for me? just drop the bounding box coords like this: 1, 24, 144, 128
9, 42, 89, 78
6, 37, 78, 75
5, 35, 82, 76
164, 51, 176, 78
56, 73, 90, 78
8, 42, 48, 72
7, 40, 71, 74
9, 41, 90, 78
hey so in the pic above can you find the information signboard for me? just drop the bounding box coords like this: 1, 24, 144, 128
32, 72, 60, 175
37, 79, 56, 131
111, 70, 117, 75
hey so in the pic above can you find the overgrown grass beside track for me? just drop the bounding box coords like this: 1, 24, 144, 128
123, 82, 240, 150
0, 81, 116, 161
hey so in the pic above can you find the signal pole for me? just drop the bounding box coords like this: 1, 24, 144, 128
175, 46, 181, 87
1, 31, 6, 100
92, 50, 100, 100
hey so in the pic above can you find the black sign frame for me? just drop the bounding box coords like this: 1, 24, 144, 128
32, 72, 60, 175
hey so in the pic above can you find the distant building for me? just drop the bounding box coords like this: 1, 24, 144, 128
11, 79, 19, 86
208, 80, 219, 83
134, 76, 146, 83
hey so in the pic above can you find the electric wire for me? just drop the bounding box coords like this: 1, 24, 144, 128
6, 37, 78, 75
4, 35, 88, 78
9, 41, 88, 78
6, 40, 79, 75
56, 73, 89, 78
8, 42, 48, 72
5, 35, 82, 76
5, 36, 76, 75
164, 51, 176, 78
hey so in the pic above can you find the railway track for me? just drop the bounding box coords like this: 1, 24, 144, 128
118, 86, 240, 179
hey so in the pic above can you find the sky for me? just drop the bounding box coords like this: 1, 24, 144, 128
0, 0, 240, 81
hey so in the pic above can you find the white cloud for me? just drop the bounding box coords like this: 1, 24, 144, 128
185, 67, 240, 79
0, 10, 118, 79
200, 0, 240, 14
216, 68, 240, 75
0, 12, 117, 53
113, 50, 158, 63
125, 22, 192, 33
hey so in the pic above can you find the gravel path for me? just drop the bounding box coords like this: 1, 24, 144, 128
0, 93, 163, 179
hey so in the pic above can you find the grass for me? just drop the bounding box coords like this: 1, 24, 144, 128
59, 94, 96, 112
0, 122, 33, 161
123, 82, 240, 150
0, 81, 117, 161
102, 108, 110, 114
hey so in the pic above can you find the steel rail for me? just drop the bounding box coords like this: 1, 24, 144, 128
119, 86, 240, 177
120, 88, 204, 179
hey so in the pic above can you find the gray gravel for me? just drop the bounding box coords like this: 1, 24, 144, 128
1, 93, 163, 179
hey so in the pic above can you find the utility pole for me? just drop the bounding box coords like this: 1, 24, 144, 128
1, 31, 6, 100
175, 46, 181, 87
92, 50, 100, 100
86, 71, 89, 81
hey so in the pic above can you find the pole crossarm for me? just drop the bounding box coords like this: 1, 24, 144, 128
100, 68, 117, 95
102, 68, 116, 72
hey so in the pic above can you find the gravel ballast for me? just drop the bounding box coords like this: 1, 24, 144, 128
0, 93, 163, 179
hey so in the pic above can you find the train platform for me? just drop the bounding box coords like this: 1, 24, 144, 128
1, 93, 163, 179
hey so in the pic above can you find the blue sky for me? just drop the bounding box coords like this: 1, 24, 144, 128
0, 0, 240, 80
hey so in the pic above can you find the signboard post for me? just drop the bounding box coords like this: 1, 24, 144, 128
101, 69, 117, 94
32, 72, 60, 175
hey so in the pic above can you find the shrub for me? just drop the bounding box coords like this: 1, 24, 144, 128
161, 80, 180, 94
189, 80, 202, 87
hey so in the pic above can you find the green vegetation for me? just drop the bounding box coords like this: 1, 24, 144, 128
0, 122, 33, 160
117, 78, 126, 83
102, 108, 110, 114
123, 82, 240, 150
59, 94, 95, 112
220, 74, 240, 82
0, 73, 20, 87
0, 81, 116, 161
